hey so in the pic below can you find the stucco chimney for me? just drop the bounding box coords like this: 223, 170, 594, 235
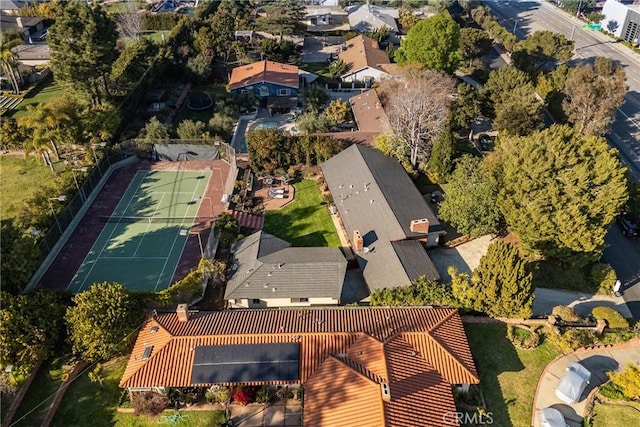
16, 17, 23, 28
353, 230, 364, 252
176, 303, 189, 322
381, 382, 391, 402
410, 218, 429, 234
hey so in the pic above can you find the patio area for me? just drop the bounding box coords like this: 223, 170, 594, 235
255, 177, 296, 210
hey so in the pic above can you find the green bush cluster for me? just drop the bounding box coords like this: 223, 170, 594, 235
592, 306, 629, 329
551, 305, 581, 323
470, 6, 516, 51
140, 12, 184, 31
132, 391, 170, 416
590, 263, 618, 295
548, 328, 596, 353
370, 277, 459, 307
598, 381, 626, 400
506, 325, 540, 349
206, 386, 231, 404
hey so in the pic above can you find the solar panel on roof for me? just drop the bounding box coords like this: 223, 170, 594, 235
191, 343, 299, 384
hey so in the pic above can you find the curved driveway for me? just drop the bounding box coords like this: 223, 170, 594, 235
532, 339, 640, 426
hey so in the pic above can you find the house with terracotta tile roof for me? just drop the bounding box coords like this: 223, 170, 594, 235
321, 144, 445, 291
338, 35, 400, 83
228, 60, 300, 99
120, 306, 479, 426
224, 231, 347, 308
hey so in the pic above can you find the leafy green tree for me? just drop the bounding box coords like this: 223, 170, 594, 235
498, 125, 628, 262
627, 182, 640, 221
328, 59, 347, 78
380, 67, 455, 168
187, 53, 211, 83
563, 57, 626, 136
111, 38, 158, 94
607, 363, 640, 400
370, 276, 458, 307
0, 291, 68, 372
451, 241, 534, 318
140, 117, 171, 140
426, 128, 455, 183
323, 99, 350, 125
177, 120, 208, 140
560, 0, 595, 15
254, 0, 305, 39
48, 1, 118, 104
439, 155, 501, 237
0, 31, 24, 94
65, 282, 143, 362
459, 27, 492, 67
214, 212, 239, 248
296, 112, 331, 135
399, 7, 420, 32
302, 84, 329, 114
367, 26, 392, 43
246, 128, 292, 174
484, 66, 542, 136
536, 65, 569, 122
395, 13, 460, 74
260, 38, 296, 63
449, 83, 481, 131
512, 30, 574, 76
0, 220, 41, 294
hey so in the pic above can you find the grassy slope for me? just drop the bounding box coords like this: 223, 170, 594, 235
0, 156, 51, 220
113, 410, 226, 427
11, 358, 65, 427
592, 402, 640, 427
10, 78, 63, 120
264, 179, 340, 247
464, 323, 562, 427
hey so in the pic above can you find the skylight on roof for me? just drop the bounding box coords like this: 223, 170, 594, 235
142, 346, 153, 360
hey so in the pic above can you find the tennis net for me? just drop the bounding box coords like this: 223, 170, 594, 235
98, 216, 215, 226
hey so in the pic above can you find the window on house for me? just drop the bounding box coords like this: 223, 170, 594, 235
241, 89, 249, 94
291, 297, 309, 303
252, 299, 261, 304
234, 299, 243, 304
277, 88, 291, 96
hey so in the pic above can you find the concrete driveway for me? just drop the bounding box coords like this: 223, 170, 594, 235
533, 288, 631, 318
428, 235, 495, 280
532, 340, 640, 427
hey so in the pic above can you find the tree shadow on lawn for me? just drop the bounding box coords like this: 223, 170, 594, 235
464, 323, 524, 427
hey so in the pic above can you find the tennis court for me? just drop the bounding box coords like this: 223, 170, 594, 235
67, 170, 212, 293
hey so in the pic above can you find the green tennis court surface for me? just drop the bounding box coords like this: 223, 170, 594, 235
68, 170, 212, 293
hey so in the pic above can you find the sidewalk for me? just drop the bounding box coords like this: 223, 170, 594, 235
532, 339, 640, 427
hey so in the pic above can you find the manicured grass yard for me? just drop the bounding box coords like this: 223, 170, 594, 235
264, 179, 341, 247
592, 402, 640, 427
12, 357, 66, 426
10, 77, 63, 120
464, 323, 562, 427
0, 156, 51, 220
113, 410, 226, 427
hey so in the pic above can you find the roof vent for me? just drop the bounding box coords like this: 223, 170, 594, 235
150, 326, 159, 333
142, 346, 153, 360
381, 382, 391, 402
410, 218, 430, 234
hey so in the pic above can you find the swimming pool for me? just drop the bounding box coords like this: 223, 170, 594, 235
250, 121, 279, 130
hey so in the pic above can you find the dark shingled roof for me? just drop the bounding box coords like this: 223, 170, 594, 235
320, 145, 442, 290
225, 231, 347, 300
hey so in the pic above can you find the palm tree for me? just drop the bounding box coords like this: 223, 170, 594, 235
18, 103, 73, 171
0, 32, 24, 94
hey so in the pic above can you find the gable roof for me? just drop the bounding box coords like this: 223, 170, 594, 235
120, 308, 479, 418
347, 4, 399, 32
349, 89, 390, 133
339, 35, 393, 78
225, 231, 347, 300
0, 15, 43, 31
228, 60, 299, 91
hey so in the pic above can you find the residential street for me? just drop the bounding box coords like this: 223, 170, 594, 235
603, 226, 640, 318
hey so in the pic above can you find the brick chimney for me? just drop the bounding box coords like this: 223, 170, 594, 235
353, 230, 363, 252
410, 218, 429, 234
176, 303, 189, 322
381, 382, 391, 402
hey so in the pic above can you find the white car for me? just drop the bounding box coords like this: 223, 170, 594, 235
555, 362, 591, 404
539, 407, 569, 427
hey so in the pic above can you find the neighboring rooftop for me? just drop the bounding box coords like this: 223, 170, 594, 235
120, 307, 479, 425
0, 15, 43, 31
347, 4, 399, 32
349, 89, 390, 133
339, 35, 393, 78
225, 231, 347, 300
228, 60, 299, 91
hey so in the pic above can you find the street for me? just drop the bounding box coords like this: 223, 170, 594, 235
484, 0, 640, 178
483, 0, 640, 317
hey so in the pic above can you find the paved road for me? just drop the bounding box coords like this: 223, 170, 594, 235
532, 339, 640, 427
603, 226, 640, 318
484, 0, 640, 179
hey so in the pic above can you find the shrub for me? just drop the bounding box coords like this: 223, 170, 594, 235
232, 386, 255, 405
607, 363, 640, 400
592, 306, 629, 329
590, 263, 617, 295
599, 381, 626, 400
132, 391, 169, 416
552, 305, 581, 323
255, 386, 272, 403
550, 328, 596, 352
506, 325, 540, 349
206, 385, 231, 404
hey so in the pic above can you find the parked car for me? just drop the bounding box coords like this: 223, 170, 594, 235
555, 362, 591, 404
616, 215, 639, 238
538, 407, 569, 427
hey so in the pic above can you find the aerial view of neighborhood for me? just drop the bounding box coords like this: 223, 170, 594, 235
2, 0, 640, 426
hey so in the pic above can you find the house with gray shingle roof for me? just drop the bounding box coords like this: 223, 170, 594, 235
225, 231, 347, 308
321, 144, 444, 291
347, 3, 399, 33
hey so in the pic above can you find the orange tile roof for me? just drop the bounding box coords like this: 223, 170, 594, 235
228, 60, 299, 91
349, 89, 390, 133
339, 35, 392, 77
120, 307, 478, 424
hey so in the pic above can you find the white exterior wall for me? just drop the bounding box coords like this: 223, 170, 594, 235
228, 297, 339, 309
342, 66, 390, 83
602, 0, 629, 38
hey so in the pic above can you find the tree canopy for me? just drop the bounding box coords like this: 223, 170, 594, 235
254, 0, 305, 38
451, 241, 534, 318
439, 155, 502, 237
65, 282, 143, 362
395, 13, 460, 74
48, 1, 118, 104
459, 27, 492, 67
563, 57, 626, 136
498, 125, 628, 262
512, 30, 574, 75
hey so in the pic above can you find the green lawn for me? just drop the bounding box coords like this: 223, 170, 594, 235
592, 402, 640, 427
113, 410, 226, 427
10, 78, 63, 120
104, 0, 147, 13
264, 179, 341, 247
464, 323, 562, 427
298, 62, 332, 79
0, 156, 51, 220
